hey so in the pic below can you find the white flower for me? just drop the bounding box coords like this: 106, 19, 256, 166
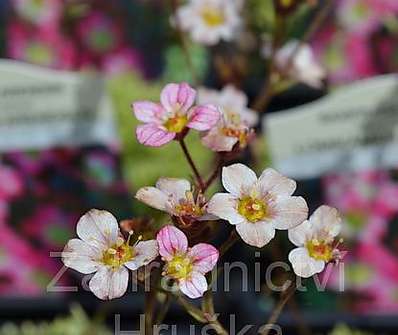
135, 178, 217, 224
275, 40, 326, 89
62, 209, 159, 300
175, 0, 243, 46
198, 85, 258, 152
207, 164, 308, 247
288, 205, 342, 278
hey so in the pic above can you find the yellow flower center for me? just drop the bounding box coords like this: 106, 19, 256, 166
306, 239, 333, 262
279, 0, 294, 8
102, 239, 135, 268
201, 7, 225, 27
164, 114, 188, 133
238, 196, 268, 223
166, 255, 193, 280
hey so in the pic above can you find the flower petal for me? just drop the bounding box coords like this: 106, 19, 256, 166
288, 247, 325, 278
258, 168, 297, 196
222, 163, 257, 196
310, 205, 342, 240
62, 238, 99, 274
271, 196, 308, 230
156, 225, 188, 260
135, 186, 170, 212
136, 124, 175, 147
132, 101, 164, 123
207, 193, 245, 225
179, 271, 208, 299
188, 243, 219, 274
201, 127, 238, 152
288, 220, 311, 247
160, 82, 196, 113
76, 209, 119, 248
187, 104, 220, 131
155, 178, 191, 202
89, 266, 129, 300
235, 221, 276, 248
124, 240, 159, 271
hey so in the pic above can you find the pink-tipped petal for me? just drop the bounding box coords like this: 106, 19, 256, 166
188, 243, 219, 274
179, 271, 208, 299
157, 225, 188, 260
187, 104, 220, 131
136, 124, 175, 147
161, 82, 196, 113
132, 101, 164, 123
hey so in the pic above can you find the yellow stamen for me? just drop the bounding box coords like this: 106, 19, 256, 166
238, 196, 268, 223
201, 7, 225, 27
306, 239, 333, 262
102, 242, 135, 268
164, 114, 188, 133
166, 255, 193, 280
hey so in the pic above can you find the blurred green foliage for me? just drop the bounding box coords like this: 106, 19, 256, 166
329, 324, 373, 335
163, 43, 209, 84
0, 305, 110, 335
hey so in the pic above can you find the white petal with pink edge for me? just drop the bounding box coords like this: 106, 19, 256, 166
235, 221, 276, 248
288, 247, 325, 278
270, 196, 308, 230
179, 271, 208, 299
124, 240, 159, 271
89, 266, 129, 300
222, 164, 257, 197
76, 209, 119, 249
207, 193, 246, 225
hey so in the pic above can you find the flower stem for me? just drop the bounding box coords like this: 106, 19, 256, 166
154, 293, 173, 325
219, 229, 239, 257
179, 138, 205, 190
170, 0, 199, 86
203, 156, 224, 192
176, 296, 228, 335
259, 281, 296, 335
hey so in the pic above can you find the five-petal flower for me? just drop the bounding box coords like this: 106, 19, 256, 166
207, 164, 308, 248
198, 85, 258, 152
175, 0, 243, 46
135, 178, 216, 225
62, 209, 159, 300
132, 82, 220, 147
275, 40, 326, 89
288, 205, 342, 278
157, 225, 219, 298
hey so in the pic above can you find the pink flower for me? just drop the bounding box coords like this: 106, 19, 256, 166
157, 225, 218, 299
102, 47, 143, 76
132, 82, 220, 147
0, 165, 23, 200
77, 11, 122, 55
12, 0, 63, 26
198, 85, 257, 152
7, 22, 76, 70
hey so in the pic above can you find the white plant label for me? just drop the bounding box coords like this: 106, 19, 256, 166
0, 60, 118, 152
264, 74, 398, 179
